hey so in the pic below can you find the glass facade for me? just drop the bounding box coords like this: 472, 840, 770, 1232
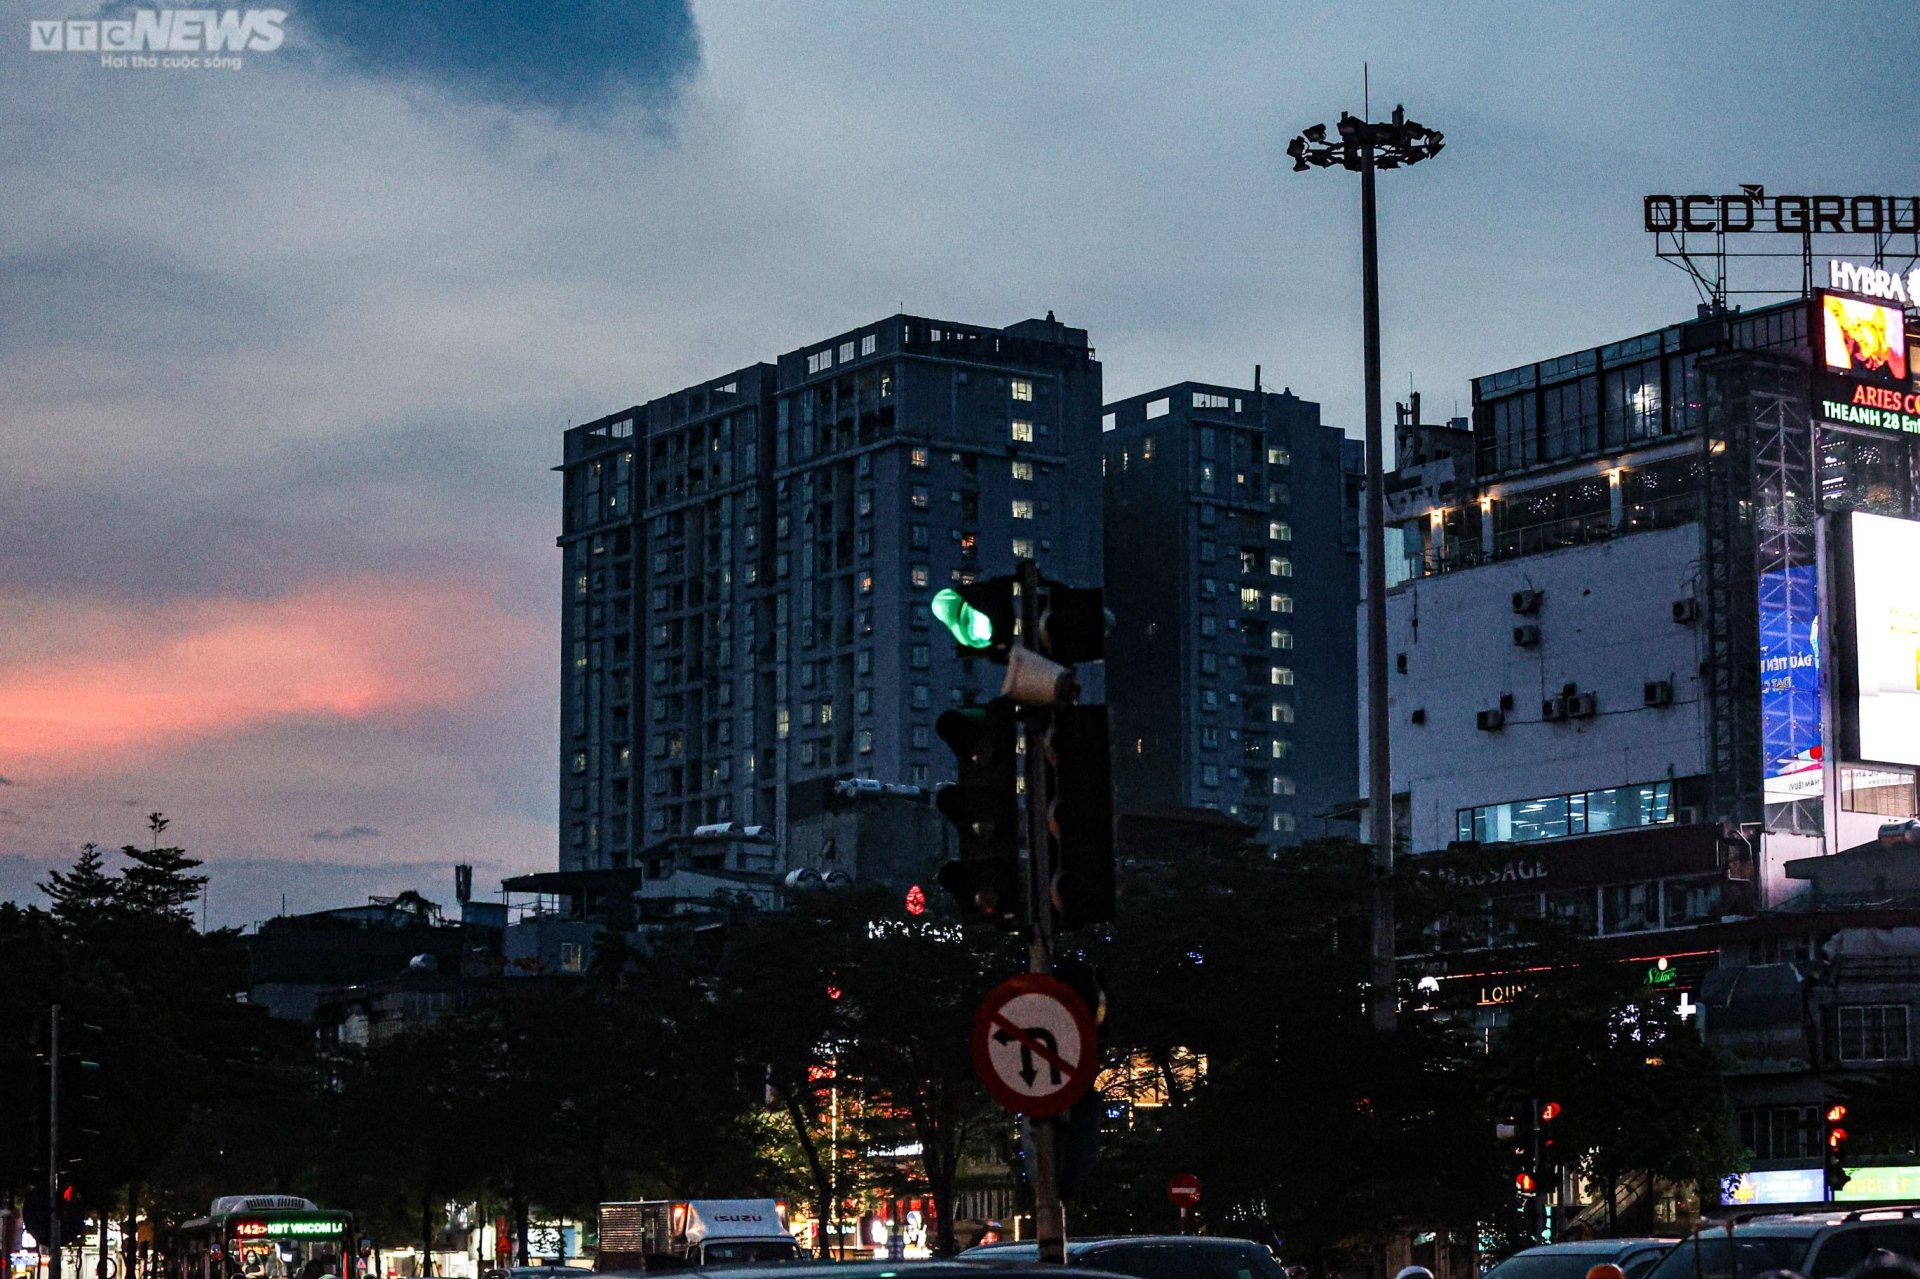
1458, 780, 1673, 844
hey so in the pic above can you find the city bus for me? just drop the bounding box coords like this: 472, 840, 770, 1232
175, 1197, 355, 1279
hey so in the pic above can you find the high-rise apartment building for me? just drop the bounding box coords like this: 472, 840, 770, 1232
1101, 381, 1363, 843
558, 313, 1103, 873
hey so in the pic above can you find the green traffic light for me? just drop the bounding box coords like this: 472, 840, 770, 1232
931, 588, 994, 649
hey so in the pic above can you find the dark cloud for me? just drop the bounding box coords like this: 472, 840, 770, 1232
311, 825, 381, 841
297, 0, 701, 116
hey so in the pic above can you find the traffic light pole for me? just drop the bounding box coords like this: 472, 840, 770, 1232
49, 1004, 61, 1279
1017, 558, 1067, 1263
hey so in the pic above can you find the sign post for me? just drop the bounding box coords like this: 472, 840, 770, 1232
1166, 1175, 1201, 1234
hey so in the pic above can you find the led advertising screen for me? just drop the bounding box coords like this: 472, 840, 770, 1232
1760, 564, 1823, 802
1850, 512, 1920, 767
1815, 291, 1920, 437
1823, 291, 1910, 386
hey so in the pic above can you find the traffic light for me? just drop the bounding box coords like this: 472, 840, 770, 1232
933, 699, 1023, 928
1046, 704, 1114, 930
1824, 1103, 1852, 1193
932, 579, 1017, 662
1037, 583, 1108, 665
1538, 1099, 1563, 1183
1515, 1171, 1537, 1195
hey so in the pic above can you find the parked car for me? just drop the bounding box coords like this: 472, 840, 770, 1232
1643, 1211, 1920, 1279
598, 1266, 1116, 1279
963, 1234, 1287, 1279
1483, 1240, 1673, 1279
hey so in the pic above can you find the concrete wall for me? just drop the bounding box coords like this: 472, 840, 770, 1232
1374, 524, 1710, 852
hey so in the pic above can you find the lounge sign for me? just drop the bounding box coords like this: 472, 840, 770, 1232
1645, 187, 1920, 234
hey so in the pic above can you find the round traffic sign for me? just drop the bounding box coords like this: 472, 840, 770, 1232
971, 972, 1099, 1118
1167, 1173, 1201, 1207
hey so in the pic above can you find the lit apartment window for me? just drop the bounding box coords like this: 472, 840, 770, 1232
1271, 739, 1291, 759
859, 572, 874, 594
1011, 378, 1034, 401
1272, 813, 1297, 833
911, 447, 929, 468
1012, 499, 1035, 520
1272, 558, 1294, 577
571, 752, 588, 774
857, 729, 874, 754
910, 486, 929, 509
1270, 521, 1293, 541
560, 942, 584, 974
1272, 775, 1296, 795
820, 702, 834, 725
1270, 666, 1295, 686
1271, 704, 1294, 724
1271, 630, 1294, 650
1240, 587, 1261, 613
861, 334, 877, 356
911, 565, 930, 588
1011, 420, 1035, 443
1013, 538, 1034, 558
838, 341, 855, 362
1268, 447, 1291, 465
1012, 460, 1034, 481
808, 349, 833, 374
1141, 435, 1155, 460
1271, 593, 1293, 613
776, 708, 790, 739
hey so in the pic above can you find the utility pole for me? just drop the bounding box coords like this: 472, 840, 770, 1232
1288, 103, 1445, 1034
1017, 558, 1066, 1262
49, 1004, 61, 1279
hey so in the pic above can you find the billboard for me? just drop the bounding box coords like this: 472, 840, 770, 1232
1822, 291, 1909, 387
1760, 564, 1823, 802
1850, 512, 1920, 767
1814, 289, 1920, 437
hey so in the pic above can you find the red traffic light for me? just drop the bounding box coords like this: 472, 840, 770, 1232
905, 884, 927, 916
60, 1185, 76, 1203
1540, 1101, 1563, 1122
1515, 1172, 1537, 1194
1829, 1127, 1849, 1147
1826, 1104, 1849, 1124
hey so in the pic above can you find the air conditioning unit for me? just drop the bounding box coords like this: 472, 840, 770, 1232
1513, 624, 1541, 648
1567, 692, 1598, 718
1542, 695, 1569, 722
1512, 589, 1544, 615
1476, 708, 1506, 732
1411, 708, 1427, 725
1672, 598, 1700, 624
1499, 692, 1515, 710
1644, 679, 1674, 707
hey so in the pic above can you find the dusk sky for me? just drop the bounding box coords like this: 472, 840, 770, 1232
1, 1, 1911, 929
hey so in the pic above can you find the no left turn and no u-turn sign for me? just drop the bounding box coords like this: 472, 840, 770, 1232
971, 972, 1099, 1118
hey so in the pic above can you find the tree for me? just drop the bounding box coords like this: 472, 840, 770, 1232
1489, 960, 1739, 1234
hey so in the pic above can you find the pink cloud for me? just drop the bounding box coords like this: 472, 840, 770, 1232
0, 576, 543, 774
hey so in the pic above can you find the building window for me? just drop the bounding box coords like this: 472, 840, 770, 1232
1200, 726, 1219, 748
1268, 447, 1290, 465
1201, 765, 1220, 787
1012, 499, 1035, 520
1271, 704, 1294, 724
1200, 652, 1218, 674
1200, 578, 1218, 599
1738, 1107, 1818, 1162
912, 565, 930, 588
911, 447, 930, 468
1200, 539, 1217, 563
856, 689, 872, 714
1271, 739, 1291, 760
1271, 557, 1294, 577
1012, 460, 1035, 481
911, 644, 931, 669
1270, 520, 1293, 541
1013, 538, 1034, 558
570, 751, 588, 774
808, 349, 833, 374
776, 708, 790, 739
862, 334, 877, 356
857, 728, 874, 754
1271, 630, 1294, 650
1270, 666, 1294, 686
1272, 775, 1296, 795
1194, 391, 1230, 409
1146, 397, 1170, 420
859, 572, 874, 594
912, 684, 931, 709
1272, 813, 1296, 833
1199, 616, 1218, 638
1011, 378, 1034, 402
1271, 593, 1293, 614
560, 942, 585, 974
1458, 781, 1675, 845
1834, 1005, 1911, 1064
839, 340, 855, 363
1240, 586, 1261, 613
1011, 419, 1035, 443
1201, 690, 1219, 711
910, 485, 929, 510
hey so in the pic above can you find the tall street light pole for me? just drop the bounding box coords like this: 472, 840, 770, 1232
1289, 105, 1444, 1034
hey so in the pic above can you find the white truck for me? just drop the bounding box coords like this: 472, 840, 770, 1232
596, 1199, 801, 1270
